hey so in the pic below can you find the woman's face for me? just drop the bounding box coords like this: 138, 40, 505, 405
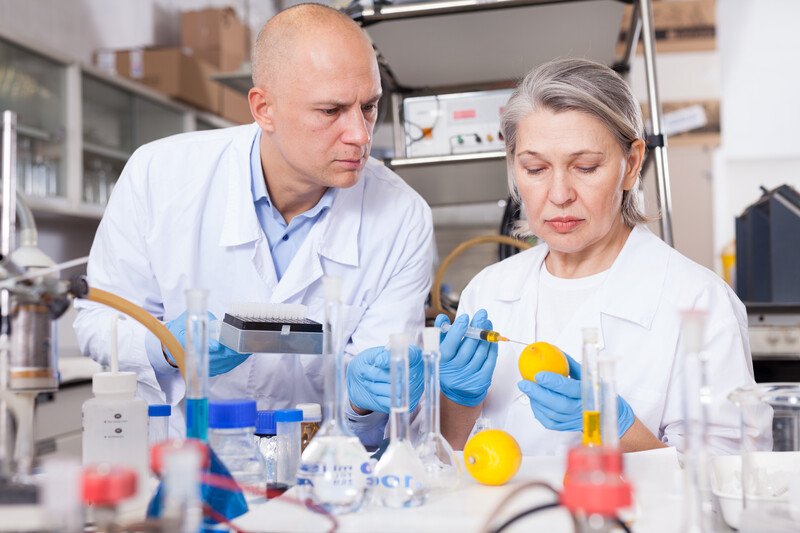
513, 108, 643, 255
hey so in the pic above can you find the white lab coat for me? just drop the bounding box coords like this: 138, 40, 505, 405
458, 225, 764, 456
74, 123, 434, 443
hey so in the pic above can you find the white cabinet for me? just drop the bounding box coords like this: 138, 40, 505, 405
0, 33, 235, 220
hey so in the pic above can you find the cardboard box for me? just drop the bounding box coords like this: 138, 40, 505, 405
112, 47, 220, 112
219, 87, 253, 124
181, 7, 250, 72
619, 0, 716, 53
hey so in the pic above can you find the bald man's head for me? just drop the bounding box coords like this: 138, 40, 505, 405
251, 3, 373, 89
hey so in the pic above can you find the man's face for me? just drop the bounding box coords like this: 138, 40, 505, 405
265, 35, 382, 190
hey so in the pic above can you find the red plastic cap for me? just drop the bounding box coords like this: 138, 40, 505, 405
150, 438, 210, 477
81, 465, 137, 506
561, 447, 632, 516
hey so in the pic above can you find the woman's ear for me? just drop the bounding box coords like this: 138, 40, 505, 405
623, 139, 646, 191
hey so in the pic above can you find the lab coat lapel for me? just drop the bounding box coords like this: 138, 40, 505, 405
269, 176, 365, 304
215, 124, 279, 291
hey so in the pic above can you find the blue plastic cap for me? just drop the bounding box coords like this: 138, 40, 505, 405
208, 399, 257, 429
148, 404, 172, 417
255, 410, 277, 435
274, 408, 303, 423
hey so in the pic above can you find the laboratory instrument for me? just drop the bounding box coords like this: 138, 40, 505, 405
81, 465, 138, 531
373, 333, 428, 508
729, 383, 800, 530
276, 408, 302, 487
185, 289, 210, 441
415, 326, 460, 491
148, 404, 172, 446
439, 322, 525, 345
81, 315, 149, 504
679, 309, 716, 533
161, 442, 204, 533
597, 356, 620, 450
581, 328, 601, 447
254, 410, 280, 488
562, 446, 632, 533
296, 276, 372, 514
218, 303, 323, 355
208, 399, 266, 504
38, 456, 83, 533
296, 402, 322, 452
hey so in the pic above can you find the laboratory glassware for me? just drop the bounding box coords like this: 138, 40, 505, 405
439, 322, 526, 345
415, 326, 460, 491
82, 315, 148, 503
373, 333, 429, 508
148, 404, 171, 446
296, 402, 322, 452
255, 410, 279, 486
162, 444, 204, 533
296, 276, 372, 514
185, 289, 209, 441
679, 309, 716, 533
597, 355, 620, 450
276, 408, 303, 486
581, 328, 601, 447
729, 383, 800, 529
208, 399, 266, 504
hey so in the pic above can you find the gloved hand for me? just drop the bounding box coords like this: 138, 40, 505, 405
347, 345, 424, 414
165, 312, 251, 377
435, 310, 499, 407
517, 353, 635, 438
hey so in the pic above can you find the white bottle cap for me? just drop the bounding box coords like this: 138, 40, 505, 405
422, 327, 440, 352
93, 371, 137, 396
295, 403, 322, 422
322, 276, 342, 300
582, 327, 599, 344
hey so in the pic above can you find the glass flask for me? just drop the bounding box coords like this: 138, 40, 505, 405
373, 333, 429, 508
296, 276, 372, 514
414, 327, 460, 492
185, 289, 209, 442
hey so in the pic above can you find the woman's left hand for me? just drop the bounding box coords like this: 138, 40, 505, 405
518, 353, 635, 436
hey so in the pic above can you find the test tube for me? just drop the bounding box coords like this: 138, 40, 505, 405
148, 404, 171, 446
185, 289, 209, 441
275, 408, 302, 487
581, 328, 601, 447
598, 355, 620, 450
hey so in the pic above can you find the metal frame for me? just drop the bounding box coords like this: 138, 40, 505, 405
359, 0, 674, 246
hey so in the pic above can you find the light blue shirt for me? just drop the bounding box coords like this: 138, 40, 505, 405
250, 130, 334, 281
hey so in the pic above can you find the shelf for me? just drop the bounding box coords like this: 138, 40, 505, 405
16, 124, 54, 142
211, 70, 254, 96
82, 141, 131, 162
21, 195, 101, 220
389, 150, 505, 168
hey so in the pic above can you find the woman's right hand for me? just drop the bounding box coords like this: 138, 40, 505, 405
435, 310, 499, 407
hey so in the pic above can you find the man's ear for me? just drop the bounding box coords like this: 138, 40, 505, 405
249, 87, 275, 132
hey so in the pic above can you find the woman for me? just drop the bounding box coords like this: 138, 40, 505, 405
436, 58, 763, 455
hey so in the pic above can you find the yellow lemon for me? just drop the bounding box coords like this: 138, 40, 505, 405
518, 342, 568, 382
463, 429, 522, 486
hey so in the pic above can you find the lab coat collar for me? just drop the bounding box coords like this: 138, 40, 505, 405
597, 224, 669, 329
495, 225, 668, 329
219, 123, 264, 247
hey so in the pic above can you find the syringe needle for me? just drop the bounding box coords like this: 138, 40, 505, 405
440, 323, 528, 346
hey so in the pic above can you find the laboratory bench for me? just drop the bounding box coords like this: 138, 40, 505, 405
235, 447, 686, 533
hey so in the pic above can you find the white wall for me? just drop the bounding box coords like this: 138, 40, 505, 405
712, 0, 800, 269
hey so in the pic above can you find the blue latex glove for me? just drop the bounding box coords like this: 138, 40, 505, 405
434, 310, 499, 407
517, 353, 635, 438
165, 311, 251, 377
347, 345, 424, 414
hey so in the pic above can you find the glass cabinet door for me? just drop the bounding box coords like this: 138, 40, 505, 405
81, 74, 132, 206
0, 37, 67, 198
133, 97, 183, 146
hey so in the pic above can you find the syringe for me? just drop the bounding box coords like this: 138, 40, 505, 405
440, 322, 526, 345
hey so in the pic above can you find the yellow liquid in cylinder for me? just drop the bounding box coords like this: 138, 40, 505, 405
582, 410, 601, 446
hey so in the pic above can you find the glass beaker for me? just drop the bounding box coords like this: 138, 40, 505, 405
729, 383, 800, 527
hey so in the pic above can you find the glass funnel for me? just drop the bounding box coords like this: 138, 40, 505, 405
729, 383, 800, 527
415, 327, 460, 492
296, 277, 371, 514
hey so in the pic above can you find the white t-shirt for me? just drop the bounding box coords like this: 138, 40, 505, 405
535, 261, 609, 344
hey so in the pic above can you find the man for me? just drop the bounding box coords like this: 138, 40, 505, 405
74, 4, 432, 446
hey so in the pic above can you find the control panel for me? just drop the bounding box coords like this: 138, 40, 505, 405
402, 89, 513, 158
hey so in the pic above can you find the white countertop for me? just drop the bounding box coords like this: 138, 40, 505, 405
235, 447, 686, 533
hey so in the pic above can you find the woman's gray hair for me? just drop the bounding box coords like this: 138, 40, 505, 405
501, 58, 655, 232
